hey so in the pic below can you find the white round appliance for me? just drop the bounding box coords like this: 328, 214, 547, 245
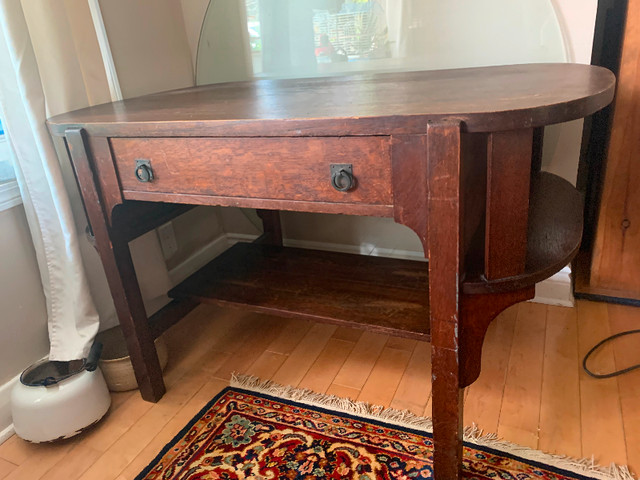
10, 343, 111, 443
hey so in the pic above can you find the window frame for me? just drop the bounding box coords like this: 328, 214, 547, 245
0, 179, 21, 211
0, 125, 22, 211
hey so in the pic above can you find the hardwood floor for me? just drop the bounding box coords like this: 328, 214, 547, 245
0, 299, 638, 479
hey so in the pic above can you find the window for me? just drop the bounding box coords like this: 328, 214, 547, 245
208, 0, 568, 82
0, 117, 22, 210
0, 118, 14, 181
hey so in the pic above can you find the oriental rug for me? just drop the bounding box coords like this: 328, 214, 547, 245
135, 375, 632, 480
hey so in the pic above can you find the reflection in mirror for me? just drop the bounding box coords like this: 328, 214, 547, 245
196, 0, 567, 86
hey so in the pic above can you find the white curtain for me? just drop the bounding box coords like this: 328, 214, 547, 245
0, 0, 196, 365
0, 0, 99, 360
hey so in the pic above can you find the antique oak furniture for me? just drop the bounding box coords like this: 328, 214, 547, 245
48, 63, 615, 479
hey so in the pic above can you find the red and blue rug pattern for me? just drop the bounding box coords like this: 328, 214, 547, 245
135, 385, 613, 480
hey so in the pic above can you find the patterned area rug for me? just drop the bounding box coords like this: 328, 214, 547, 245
136, 376, 632, 480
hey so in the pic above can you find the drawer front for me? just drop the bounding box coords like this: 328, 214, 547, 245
110, 137, 392, 205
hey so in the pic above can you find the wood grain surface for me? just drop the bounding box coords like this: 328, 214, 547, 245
463, 172, 584, 294
590, 0, 640, 299
484, 129, 533, 280
111, 136, 391, 206
168, 243, 430, 340
48, 64, 615, 137
425, 120, 464, 480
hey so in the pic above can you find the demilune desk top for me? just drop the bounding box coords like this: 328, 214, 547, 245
47, 63, 615, 137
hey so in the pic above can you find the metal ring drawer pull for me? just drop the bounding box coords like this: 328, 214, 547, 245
135, 159, 154, 183
330, 164, 355, 192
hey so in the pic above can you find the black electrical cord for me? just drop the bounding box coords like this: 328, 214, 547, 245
583, 329, 640, 379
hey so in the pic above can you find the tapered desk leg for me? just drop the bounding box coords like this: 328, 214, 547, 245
390, 125, 465, 478
426, 120, 465, 479
66, 128, 165, 402
108, 236, 166, 402
256, 209, 283, 246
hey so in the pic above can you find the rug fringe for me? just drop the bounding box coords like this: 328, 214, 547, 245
230, 373, 433, 431
231, 374, 635, 480
463, 426, 635, 480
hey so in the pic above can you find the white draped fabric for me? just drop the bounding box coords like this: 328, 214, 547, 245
0, 0, 181, 362
0, 0, 99, 360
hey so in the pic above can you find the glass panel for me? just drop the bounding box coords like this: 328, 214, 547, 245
197, 0, 567, 85
0, 118, 16, 184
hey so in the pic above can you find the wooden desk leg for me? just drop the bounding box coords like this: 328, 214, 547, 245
66, 128, 166, 402
108, 235, 166, 402
426, 120, 465, 480
256, 209, 283, 246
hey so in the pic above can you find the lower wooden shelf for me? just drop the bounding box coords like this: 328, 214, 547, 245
168, 243, 431, 340
167, 173, 582, 340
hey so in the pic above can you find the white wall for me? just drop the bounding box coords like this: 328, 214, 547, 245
0, 204, 49, 436
98, 0, 195, 98
0, 205, 48, 384
181, 0, 211, 69
541, 0, 598, 185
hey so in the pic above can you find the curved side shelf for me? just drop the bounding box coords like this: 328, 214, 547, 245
463, 172, 583, 294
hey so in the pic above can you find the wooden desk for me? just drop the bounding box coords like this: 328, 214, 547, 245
48, 63, 615, 479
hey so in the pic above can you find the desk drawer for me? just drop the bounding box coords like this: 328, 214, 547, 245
110, 137, 392, 205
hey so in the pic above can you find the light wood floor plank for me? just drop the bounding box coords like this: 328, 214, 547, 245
108, 391, 135, 412
464, 305, 517, 433
4, 440, 77, 480
497, 302, 547, 449
246, 351, 289, 380
271, 323, 337, 387
80, 313, 234, 455
77, 366, 219, 480
265, 318, 313, 355
161, 306, 234, 369
607, 303, 640, 400
162, 307, 248, 383
332, 326, 365, 343
117, 378, 228, 479
68, 348, 229, 480
538, 306, 581, 458
40, 444, 103, 480
84, 393, 155, 453
607, 303, 640, 472
298, 338, 356, 393
577, 300, 627, 466
423, 397, 432, 417
385, 337, 418, 352
390, 341, 431, 415
0, 458, 16, 479
326, 384, 361, 401
0, 436, 33, 466
331, 331, 388, 390
358, 346, 413, 407
211, 316, 286, 380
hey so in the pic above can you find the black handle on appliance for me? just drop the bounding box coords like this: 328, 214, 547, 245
85, 342, 103, 372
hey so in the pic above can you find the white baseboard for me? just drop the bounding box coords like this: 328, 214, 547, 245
169, 233, 573, 307
0, 375, 19, 445
532, 266, 574, 307
226, 233, 260, 245
168, 233, 231, 285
